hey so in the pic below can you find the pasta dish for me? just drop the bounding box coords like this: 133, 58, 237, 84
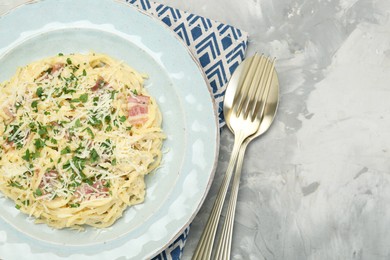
0, 53, 164, 229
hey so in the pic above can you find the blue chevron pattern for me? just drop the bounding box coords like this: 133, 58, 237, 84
217, 23, 243, 39
227, 41, 248, 74
156, 5, 182, 21
187, 14, 212, 30
128, 0, 151, 10
174, 22, 191, 46
195, 33, 221, 60
206, 60, 228, 93
125, 0, 248, 258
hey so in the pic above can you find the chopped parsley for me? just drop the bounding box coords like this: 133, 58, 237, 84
119, 115, 127, 123
38, 125, 49, 138
69, 203, 80, 208
22, 149, 31, 162
110, 90, 118, 100
15, 102, 22, 110
8, 180, 23, 189
104, 180, 111, 188
31, 100, 38, 111
60, 146, 71, 155
36, 87, 44, 98
111, 158, 117, 166
88, 114, 102, 128
34, 138, 45, 150
75, 119, 82, 128
34, 188, 43, 197
83, 127, 95, 139
90, 148, 99, 163
79, 93, 88, 103
7, 123, 25, 149
31, 151, 40, 160
29, 122, 37, 133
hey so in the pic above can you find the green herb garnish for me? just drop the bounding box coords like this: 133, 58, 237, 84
22, 149, 31, 162
8, 180, 23, 189
75, 119, 82, 128
60, 146, 71, 155
79, 93, 88, 103
31, 100, 38, 111
34, 138, 45, 149
119, 115, 127, 123
83, 127, 95, 139
90, 148, 99, 163
36, 87, 44, 98
34, 188, 43, 197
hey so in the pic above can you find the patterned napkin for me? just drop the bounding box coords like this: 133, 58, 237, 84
126, 0, 248, 259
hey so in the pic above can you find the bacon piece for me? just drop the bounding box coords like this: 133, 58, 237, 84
50, 121, 60, 127
37, 170, 59, 198
75, 184, 95, 198
91, 76, 108, 91
39, 170, 59, 191
3, 106, 14, 118
93, 180, 109, 193
51, 63, 64, 74
75, 180, 109, 200
2, 141, 14, 151
37, 63, 64, 80
127, 95, 150, 125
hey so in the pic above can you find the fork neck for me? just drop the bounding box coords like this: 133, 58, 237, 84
233, 130, 250, 147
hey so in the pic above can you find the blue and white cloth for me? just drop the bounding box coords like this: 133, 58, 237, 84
126, 0, 248, 258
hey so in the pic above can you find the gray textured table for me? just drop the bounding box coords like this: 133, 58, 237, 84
2, 0, 390, 259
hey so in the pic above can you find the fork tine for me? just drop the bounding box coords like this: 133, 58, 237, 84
242, 55, 269, 119
250, 56, 272, 114
231, 54, 258, 110
236, 54, 263, 116
252, 57, 275, 121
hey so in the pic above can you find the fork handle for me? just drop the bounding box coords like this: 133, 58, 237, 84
192, 133, 246, 260
214, 140, 249, 260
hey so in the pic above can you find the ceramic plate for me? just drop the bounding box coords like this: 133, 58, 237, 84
0, 0, 219, 259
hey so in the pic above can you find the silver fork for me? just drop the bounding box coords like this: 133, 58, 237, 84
192, 54, 273, 260
215, 56, 278, 259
